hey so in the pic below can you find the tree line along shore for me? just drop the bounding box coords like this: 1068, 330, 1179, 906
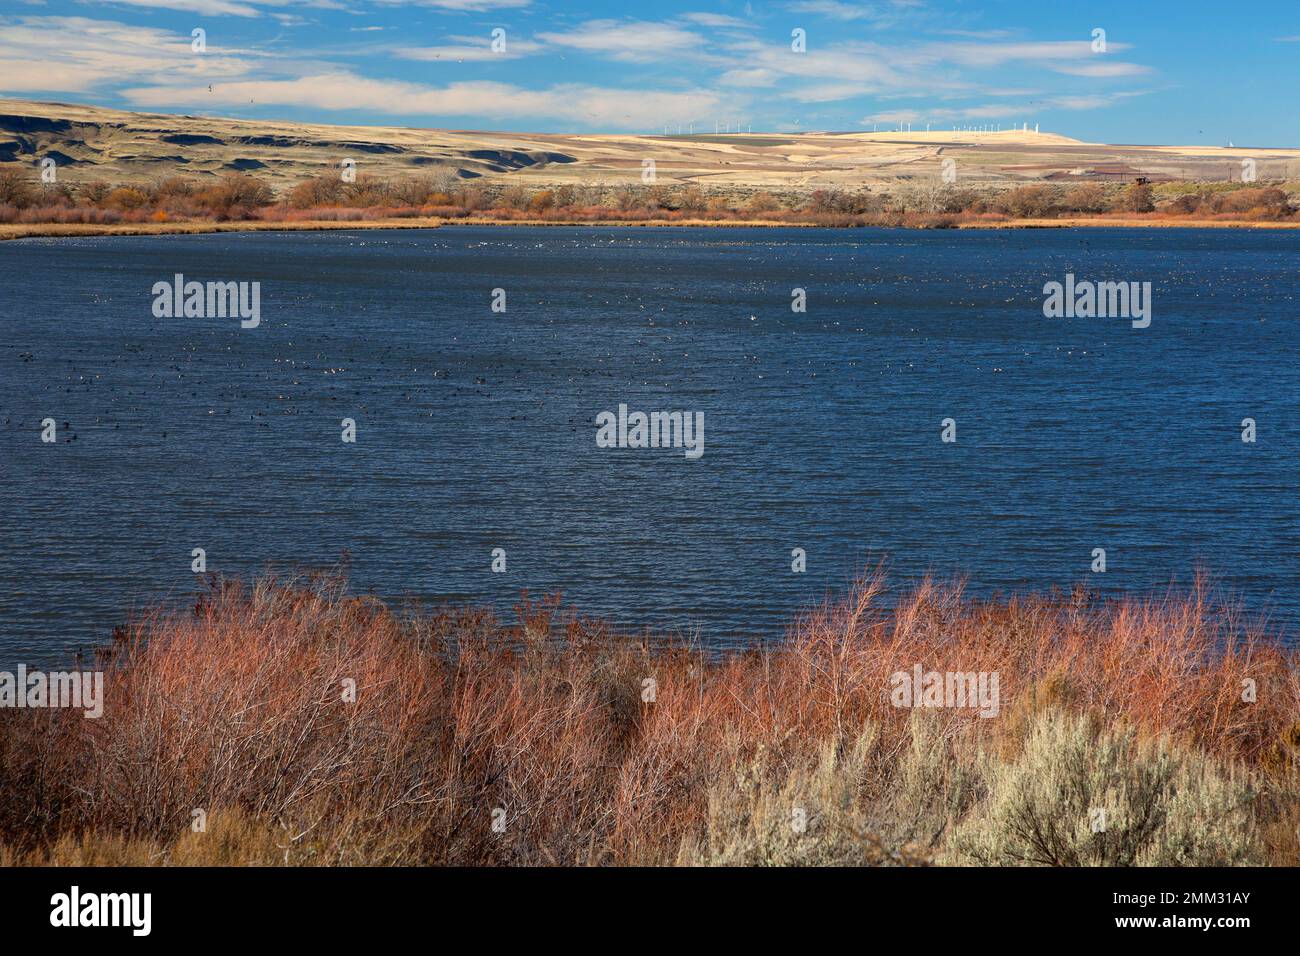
2, 167, 1299, 238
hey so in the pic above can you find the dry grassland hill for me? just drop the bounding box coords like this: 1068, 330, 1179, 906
3, 98, 1299, 197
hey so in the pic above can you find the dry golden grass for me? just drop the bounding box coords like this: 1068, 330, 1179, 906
5, 97, 1298, 192
0, 572, 1295, 866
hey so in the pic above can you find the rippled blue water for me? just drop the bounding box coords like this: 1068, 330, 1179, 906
1, 225, 1297, 662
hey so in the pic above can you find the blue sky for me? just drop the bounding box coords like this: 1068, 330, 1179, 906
2, 0, 1297, 143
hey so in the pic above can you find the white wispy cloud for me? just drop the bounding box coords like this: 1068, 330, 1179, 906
0, 10, 1159, 135
785, 0, 924, 26
395, 36, 543, 62
74, 0, 349, 16
1052, 61, 1150, 78
719, 67, 779, 87
931, 39, 1134, 69
123, 72, 723, 127
0, 16, 260, 93
536, 19, 712, 63
938, 29, 1015, 39
862, 90, 1148, 124
722, 38, 910, 91
369, 0, 531, 11
717, 32, 1149, 104
787, 1, 882, 22
79, 0, 263, 16
680, 12, 756, 29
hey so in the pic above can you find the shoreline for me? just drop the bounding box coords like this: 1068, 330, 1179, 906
4, 215, 1300, 242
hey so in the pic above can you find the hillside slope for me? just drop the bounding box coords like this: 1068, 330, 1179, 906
2, 99, 1298, 192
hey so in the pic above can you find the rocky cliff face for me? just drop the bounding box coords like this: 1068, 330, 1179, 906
0, 99, 579, 186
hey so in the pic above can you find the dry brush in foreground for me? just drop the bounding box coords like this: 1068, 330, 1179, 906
1, 573, 1296, 866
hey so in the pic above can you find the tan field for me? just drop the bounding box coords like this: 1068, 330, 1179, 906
5, 97, 1300, 195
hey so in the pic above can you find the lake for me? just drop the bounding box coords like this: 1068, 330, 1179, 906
1, 225, 1297, 662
